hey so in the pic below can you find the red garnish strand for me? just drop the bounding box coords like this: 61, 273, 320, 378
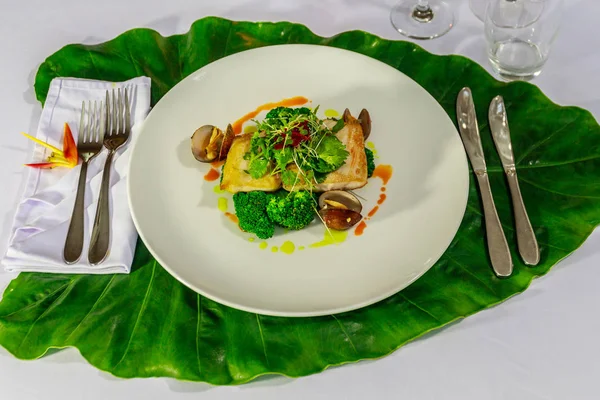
273, 122, 311, 150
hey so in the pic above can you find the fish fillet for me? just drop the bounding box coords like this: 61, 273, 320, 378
282, 115, 368, 192
220, 134, 282, 193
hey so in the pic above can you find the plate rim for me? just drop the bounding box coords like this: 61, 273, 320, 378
127, 43, 470, 317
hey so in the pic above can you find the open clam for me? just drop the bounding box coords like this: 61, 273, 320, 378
318, 190, 363, 230
358, 109, 371, 140
191, 123, 234, 163
318, 190, 362, 214
342, 108, 371, 141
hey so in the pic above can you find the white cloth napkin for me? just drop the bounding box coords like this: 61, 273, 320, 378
1, 76, 151, 274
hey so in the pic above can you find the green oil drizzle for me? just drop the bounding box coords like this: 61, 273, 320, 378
259, 242, 268, 250
298, 246, 305, 251
366, 141, 379, 158
324, 109, 340, 118
244, 125, 258, 134
217, 197, 228, 212
248, 237, 255, 242
213, 185, 225, 194
271, 246, 279, 253
280, 241, 295, 254
309, 230, 348, 248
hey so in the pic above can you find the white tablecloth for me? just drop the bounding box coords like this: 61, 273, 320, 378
0, 1, 598, 399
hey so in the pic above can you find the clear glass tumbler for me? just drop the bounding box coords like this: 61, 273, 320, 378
485, 0, 563, 81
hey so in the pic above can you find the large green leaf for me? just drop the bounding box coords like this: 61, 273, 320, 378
2, 16, 600, 385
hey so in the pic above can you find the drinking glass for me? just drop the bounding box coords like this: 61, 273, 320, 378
390, 0, 454, 40
485, 0, 563, 81
470, 0, 489, 21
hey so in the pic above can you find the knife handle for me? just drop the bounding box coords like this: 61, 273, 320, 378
505, 169, 540, 265
475, 172, 513, 277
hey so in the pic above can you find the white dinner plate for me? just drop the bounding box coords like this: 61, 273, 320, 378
127, 44, 469, 317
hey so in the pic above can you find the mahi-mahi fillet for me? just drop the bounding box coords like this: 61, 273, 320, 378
282, 115, 368, 192
220, 134, 282, 193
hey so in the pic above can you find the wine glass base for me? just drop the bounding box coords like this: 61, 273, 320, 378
390, 0, 454, 40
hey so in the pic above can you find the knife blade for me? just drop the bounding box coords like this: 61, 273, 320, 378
489, 95, 540, 266
456, 87, 513, 277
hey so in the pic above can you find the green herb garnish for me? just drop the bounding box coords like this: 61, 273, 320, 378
243, 106, 349, 192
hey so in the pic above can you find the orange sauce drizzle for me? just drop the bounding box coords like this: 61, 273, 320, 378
355, 221, 367, 236
231, 96, 310, 134
372, 165, 393, 185
225, 212, 239, 224
367, 206, 379, 218
204, 168, 220, 181
211, 159, 225, 168
354, 164, 393, 236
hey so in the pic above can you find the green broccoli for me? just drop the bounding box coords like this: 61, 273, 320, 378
365, 147, 375, 178
266, 190, 316, 230
232, 191, 275, 239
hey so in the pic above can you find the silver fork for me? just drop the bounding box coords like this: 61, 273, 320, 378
63, 100, 105, 264
88, 88, 131, 265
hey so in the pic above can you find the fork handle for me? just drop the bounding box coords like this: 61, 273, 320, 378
88, 150, 115, 265
64, 161, 88, 264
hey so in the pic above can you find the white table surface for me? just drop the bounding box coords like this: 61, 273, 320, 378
1, 0, 599, 399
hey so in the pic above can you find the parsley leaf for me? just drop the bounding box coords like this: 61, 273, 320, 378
314, 171, 329, 183
282, 169, 299, 187
274, 147, 293, 172
248, 158, 268, 179
315, 135, 349, 171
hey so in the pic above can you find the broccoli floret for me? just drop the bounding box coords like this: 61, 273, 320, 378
365, 147, 375, 178
266, 190, 316, 230
232, 191, 275, 239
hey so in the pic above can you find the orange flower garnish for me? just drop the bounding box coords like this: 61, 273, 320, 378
22, 123, 79, 169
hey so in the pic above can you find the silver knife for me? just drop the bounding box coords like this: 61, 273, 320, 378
456, 87, 513, 277
489, 95, 540, 266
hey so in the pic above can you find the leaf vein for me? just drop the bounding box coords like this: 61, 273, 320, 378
398, 293, 441, 323
446, 254, 499, 297
519, 176, 600, 200
255, 314, 270, 367
16, 276, 82, 352
0, 281, 71, 318
331, 315, 358, 354
64, 275, 117, 343
438, 65, 470, 103
516, 116, 582, 165
112, 261, 157, 369
196, 295, 203, 374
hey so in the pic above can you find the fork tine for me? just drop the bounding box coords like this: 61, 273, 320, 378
124, 87, 131, 132
117, 88, 123, 134
112, 89, 118, 135
98, 99, 105, 143
85, 100, 92, 143
79, 101, 86, 144
105, 90, 110, 138
90, 100, 98, 143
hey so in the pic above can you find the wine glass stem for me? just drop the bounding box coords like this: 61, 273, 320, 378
414, 0, 433, 22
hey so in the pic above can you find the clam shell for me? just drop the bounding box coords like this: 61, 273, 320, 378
318, 190, 362, 214
318, 208, 362, 230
